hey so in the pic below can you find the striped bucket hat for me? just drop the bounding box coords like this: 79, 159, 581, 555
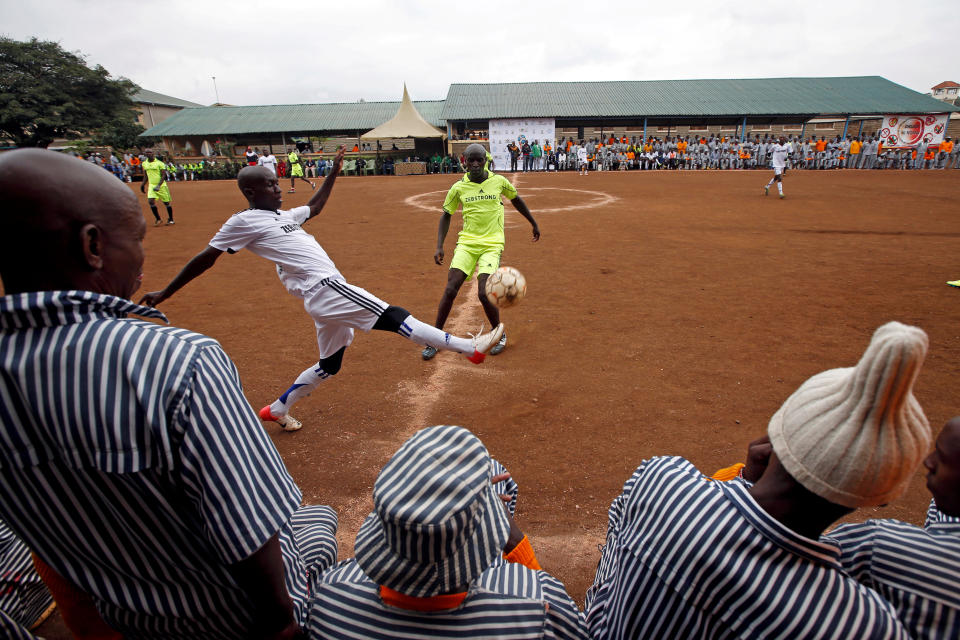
354, 425, 510, 597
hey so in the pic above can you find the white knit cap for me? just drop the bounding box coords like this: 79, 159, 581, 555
768, 321, 931, 508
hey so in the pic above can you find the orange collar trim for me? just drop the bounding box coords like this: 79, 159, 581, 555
379, 586, 467, 612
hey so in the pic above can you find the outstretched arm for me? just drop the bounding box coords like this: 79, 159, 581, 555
139, 245, 224, 307
305, 147, 345, 221
509, 196, 540, 241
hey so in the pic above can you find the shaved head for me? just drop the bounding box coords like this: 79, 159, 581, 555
237, 164, 273, 191
465, 143, 486, 159
0, 149, 144, 296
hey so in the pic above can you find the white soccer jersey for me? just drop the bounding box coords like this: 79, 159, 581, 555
259, 154, 278, 175
577, 148, 588, 163
770, 143, 791, 168
209, 206, 342, 297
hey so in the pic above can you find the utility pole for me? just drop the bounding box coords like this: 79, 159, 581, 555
212, 76, 221, 104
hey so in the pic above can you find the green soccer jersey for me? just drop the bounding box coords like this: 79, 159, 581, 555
288, 151, 300, 166
142, 159, 166, 185
442, 171, 517, 246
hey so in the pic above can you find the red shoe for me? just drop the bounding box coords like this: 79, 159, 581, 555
259, 405, 303, 431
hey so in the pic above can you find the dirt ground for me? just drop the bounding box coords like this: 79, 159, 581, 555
31, 167, 960, 636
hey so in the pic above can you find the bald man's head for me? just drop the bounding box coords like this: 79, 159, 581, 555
237, 165, 282, 210
0, 149, 145, 297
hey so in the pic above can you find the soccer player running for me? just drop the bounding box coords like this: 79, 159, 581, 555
287, 146, 316, 193
422, 143, 539, 361
139, 147, 504, 432
140, 149, 174, 225
764, 135, 792, 199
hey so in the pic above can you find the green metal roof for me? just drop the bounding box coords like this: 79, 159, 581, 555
441, 77, 959, 120
141, 100, 446, 136
134, 88, 203, 108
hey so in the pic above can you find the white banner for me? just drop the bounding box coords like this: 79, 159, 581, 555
489, 118, 556, 172
879, 114, 949, 149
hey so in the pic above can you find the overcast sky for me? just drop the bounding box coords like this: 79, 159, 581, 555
3, 0, 957, 107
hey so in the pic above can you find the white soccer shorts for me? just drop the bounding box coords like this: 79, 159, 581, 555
302, 278, 389, 358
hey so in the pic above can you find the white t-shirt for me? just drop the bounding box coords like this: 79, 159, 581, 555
258, 154, 278, 175
770, 143, 792, 168
577, 148, 588, 163
209, 206, 342, 298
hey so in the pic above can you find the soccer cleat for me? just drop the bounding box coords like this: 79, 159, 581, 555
166, 219, 175, 225
288, 188, 296, 193
310, 182, 317, 190
764, 186, 769, 196
154, 219, 162, 226
421, 345, 438, 361
466, 323, 505, 364
947, 280, 960, 288
779, 193, 785, 199
259, 405, 303, 432
489, 333, 507, 355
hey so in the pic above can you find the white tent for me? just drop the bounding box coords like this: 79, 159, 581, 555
361, 84, 446, 140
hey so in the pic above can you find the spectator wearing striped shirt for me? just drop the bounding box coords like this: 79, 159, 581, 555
825, 416, 960, 639
0, 149, 338, 639
308, 425, 589, 639
586, 321, 932, 639
0, 518, 54, 639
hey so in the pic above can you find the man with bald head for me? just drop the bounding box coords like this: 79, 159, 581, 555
827, 417, 960, 638
140, 147, 503, 432
0, 149, 338, 638
421, 143, 539, 361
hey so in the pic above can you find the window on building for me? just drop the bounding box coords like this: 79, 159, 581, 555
815, 122, 837, 130
688, 125, 707, 132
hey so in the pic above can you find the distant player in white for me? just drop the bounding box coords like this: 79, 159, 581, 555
140, 148, 503, 431
258, 151, 278, 176
764, 136, 792, 199
578, 145, 589, 175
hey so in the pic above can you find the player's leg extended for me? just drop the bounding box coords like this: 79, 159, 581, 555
374, 304, 502, 364
261, 347, 346, 431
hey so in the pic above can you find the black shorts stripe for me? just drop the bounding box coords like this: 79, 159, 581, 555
327, 280, 386, 316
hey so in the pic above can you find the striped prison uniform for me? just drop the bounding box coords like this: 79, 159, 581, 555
827, 500, 960, 639
0, 291, 338, 638
0, 518, 52, 635
307, 460, 588, 639
585, 456, 909, 639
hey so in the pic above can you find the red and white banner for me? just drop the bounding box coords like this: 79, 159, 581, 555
879, 114, 949, 149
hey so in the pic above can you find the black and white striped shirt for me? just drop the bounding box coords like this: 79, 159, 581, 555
0, 291, 308, 637
309, 557, 588, 639
827, 500, 960, 639
585, 456, 909, 639
0, 518, 52, 634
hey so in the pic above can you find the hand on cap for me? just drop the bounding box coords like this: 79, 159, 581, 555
743, 435, 773, 484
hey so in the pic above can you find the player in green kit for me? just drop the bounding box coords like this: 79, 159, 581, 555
140, 149, 174, 225
421, 143, 539, 360
287, 147, 316, 193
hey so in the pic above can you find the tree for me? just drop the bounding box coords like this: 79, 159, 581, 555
92, 118, 145, 150
0, 37, 140, 148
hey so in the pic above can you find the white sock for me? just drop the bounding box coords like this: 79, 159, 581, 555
766, 178, 774, 187
399, 314, 475, 354
271, 363, 330, 416
777, 182, 783, 194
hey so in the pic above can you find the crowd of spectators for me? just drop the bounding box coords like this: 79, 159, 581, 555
1, 148, 959, 639
507, 134, 960, 172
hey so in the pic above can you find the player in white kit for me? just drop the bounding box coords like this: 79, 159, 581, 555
258, 151, 278, 175
140, 148, 504, 431
764, 136, 792, 199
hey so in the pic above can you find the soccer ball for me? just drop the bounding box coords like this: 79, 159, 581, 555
485, 266, 527, 308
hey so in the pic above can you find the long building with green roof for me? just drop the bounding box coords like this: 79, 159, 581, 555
141, 76, 958, 156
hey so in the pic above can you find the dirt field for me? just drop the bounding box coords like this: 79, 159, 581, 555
31, 167, 960, 636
